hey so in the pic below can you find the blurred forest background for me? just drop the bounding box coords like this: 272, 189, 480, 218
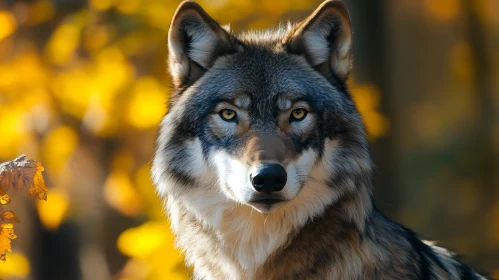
0, 0, 497, 279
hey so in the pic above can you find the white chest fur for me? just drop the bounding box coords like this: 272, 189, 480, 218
175, 176, 337, 279
179, 190, 291, 278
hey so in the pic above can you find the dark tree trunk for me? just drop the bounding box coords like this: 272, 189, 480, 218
349, 0, 398, 217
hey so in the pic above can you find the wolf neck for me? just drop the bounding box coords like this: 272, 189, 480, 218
170, 181, 374, 279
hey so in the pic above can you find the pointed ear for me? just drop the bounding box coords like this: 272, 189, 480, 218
285, 0, 352, 82
168, 1, 237, 89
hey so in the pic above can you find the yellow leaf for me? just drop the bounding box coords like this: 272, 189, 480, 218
0, 195, 10, 206
45, 23, 80, 65
0, 12, 16, 41
42, 125, 78, 176
0, 252, 30, 277
37, 189, 69, 231
29, 167, 49, 200
127, 76, 168, 129
0, 210, 19, 261
0, 155, 48, 201
117, 222, 190, 279
104, 170, 143, 216
117, 221, 172, 259
350, 83, 390, 141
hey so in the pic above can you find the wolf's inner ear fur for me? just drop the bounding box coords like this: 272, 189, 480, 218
168, 1, 237, 89
285, 0, 352, 82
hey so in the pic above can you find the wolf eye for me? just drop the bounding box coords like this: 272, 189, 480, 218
290, 108, 307, 122
219, 109, 237, 121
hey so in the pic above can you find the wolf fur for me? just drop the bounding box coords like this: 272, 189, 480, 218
152, 1, 486, 279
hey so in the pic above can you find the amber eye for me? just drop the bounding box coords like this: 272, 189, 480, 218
290, 108, 307, 122
219, 109, 237, 121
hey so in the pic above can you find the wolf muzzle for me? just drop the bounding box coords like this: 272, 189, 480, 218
249, 163, 287, 195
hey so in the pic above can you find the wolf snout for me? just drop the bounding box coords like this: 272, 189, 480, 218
249, 163, 287, 195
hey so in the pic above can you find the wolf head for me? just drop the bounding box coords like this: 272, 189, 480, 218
153, 0, 373, 216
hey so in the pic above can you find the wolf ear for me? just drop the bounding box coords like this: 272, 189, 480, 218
285, 0, 352, 82
168, 1, 237, 88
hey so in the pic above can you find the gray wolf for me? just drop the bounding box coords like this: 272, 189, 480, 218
152, 0, 486, 279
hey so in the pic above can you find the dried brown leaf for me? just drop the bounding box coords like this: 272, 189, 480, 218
0, 155, 49, 261
0, 155, 48, 201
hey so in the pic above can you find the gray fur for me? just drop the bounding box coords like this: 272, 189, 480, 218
152, 1, 486, 279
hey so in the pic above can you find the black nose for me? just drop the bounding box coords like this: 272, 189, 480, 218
250, 164, 287, 195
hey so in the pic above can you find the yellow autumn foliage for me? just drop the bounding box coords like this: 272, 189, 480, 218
42, 126, 79, 176
0, 12, 16, 41
350, 83, 390, 140
118, 221, 189, 280
127, 77, 169, 129
37, 188, 69, 231
104, 169, 143, 217
0, 253, 30, 277
45, 23, 81, 65
0, 214, 19, 261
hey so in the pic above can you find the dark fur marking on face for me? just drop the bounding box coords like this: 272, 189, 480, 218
165, 165, 197, 187
163, 146, 197, 186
